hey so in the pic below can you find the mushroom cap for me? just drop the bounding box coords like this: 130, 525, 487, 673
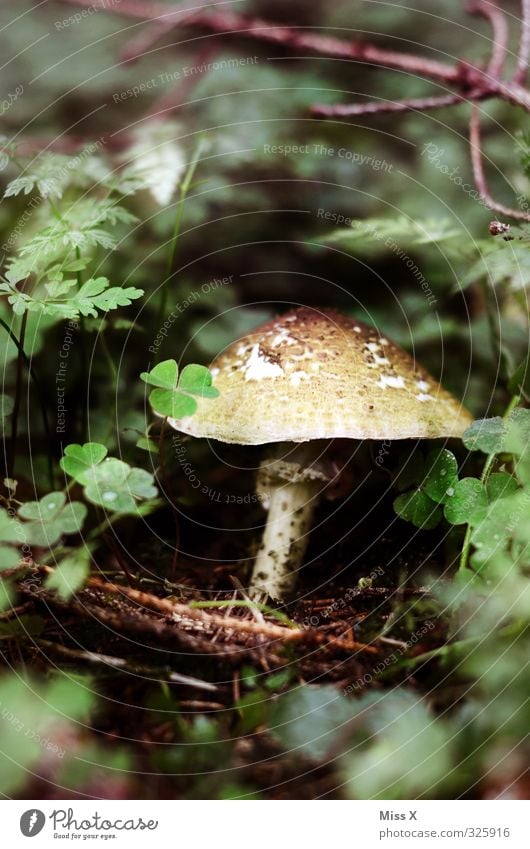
169, 307, 473, 444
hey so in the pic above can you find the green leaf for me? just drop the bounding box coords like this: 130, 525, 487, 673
504, 408, 530, 457
271, 685, 355, 761
83, 458, 158, 514
0, 546, 19, 571
18, 491, 67, 521
470, 494, 522, 564
149, 388, 198, 418
0, 577, 14, 611
179, 364, 220, 398
326, 216, 462, 251
443, 478, 488, 525
45, 550, 91, 600
0, 508, 23, 543
127, 468, 158, 500
486, 472, 519, 502
140, 359, 178, 389
423, 449, 459, 503
0, 670, 94, 795
60, 443, 107, 484
462, 417, 506, 454
342, 692, 453, 800
393, 490, 442, 529
136, 436, 159, 454
17, 494, 87, 547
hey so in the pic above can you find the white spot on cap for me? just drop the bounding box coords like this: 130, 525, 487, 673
243, 344, 284, 381
378, 374, 405, 389
373, 354, 390, 366
271, 329, 296, 347
417, 379, 430, 391
353, 326, 361, 333
211, 367, 220, 378
290, 370, 310, 386
416, 392, 434, 402
380, 338, 389, 345
366, 342, 380, 353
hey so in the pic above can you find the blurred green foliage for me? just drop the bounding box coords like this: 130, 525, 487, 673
0, 0, 528, 801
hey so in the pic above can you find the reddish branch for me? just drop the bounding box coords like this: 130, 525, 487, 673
467, 0, 509, 78
516, 0, 530, 83
56, 0, 530, 221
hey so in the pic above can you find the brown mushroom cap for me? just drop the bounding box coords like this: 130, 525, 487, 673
170, 307, 473, 443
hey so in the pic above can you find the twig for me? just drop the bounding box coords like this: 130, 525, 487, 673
58, 0, 463, 84
35, 638, 219, 690
120, 20, 178, 64
516, 0, 530, 83
469, 103, 530, 220
312, 93, 466, 118
467, 1, 509, 77
88, 577, 377, 653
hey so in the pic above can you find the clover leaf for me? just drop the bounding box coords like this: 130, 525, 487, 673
443, 478, 488, 526
140, 359, 178, 389
470, 494, 521, 566
140, 359, 219, 419
422, 449, 459, 503
178, 364, 219, 398
486, 472, 519, 501
60, 444, 159, 514
60, 442, 107, 484
17, 492, 87, 547
462, 417, 506, 454
0, 509, 23, 570
393, 490, 442, 529
45, 549, 91, 600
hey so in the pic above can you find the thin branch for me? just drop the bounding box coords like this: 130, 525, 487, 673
469, 104, 530, 220
312, 93, 466, 118
59, 0, 461, 84
35, 638, 219, 690
88, 577, 378, 653
515, 0, 530, 83
466, 1, 509, 77
58, 0, 530, 115
119, 21, 176, 64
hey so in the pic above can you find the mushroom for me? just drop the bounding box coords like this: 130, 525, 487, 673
168, 307, 472, 599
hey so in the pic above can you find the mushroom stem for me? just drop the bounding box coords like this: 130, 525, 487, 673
249, 442, 328, 600
250, 478, 320, 600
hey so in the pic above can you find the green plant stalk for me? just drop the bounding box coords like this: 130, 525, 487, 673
75, 246, 89, 441
98, 328, 119, 416
458, 392, 522, 573
155, 139, 205, 362
480, 277, 512, 381
0, 316, 54, 486
189, 599, 298, 628
85, 499, 164, 543
9, 310, 28, 480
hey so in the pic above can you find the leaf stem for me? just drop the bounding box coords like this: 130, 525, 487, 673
8, 311, 28, 480
0, 315, 54, 487
155, 138, 205, 362
458, 392, 521, 572
75, 246, 88, 441
189, 599, 298, 628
